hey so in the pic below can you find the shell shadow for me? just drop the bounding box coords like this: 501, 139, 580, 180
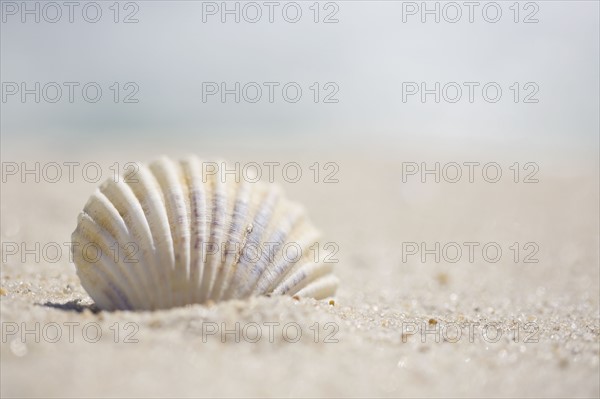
41, 300, 101, 314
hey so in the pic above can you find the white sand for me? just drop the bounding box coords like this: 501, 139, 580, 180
1, 150, 598, 398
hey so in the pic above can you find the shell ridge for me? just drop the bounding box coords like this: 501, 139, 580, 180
199, 171, 227, 302
149, 157, 191, 307
264, 227, 321, 293
100, 178, 161, 309
274, 260, 334, 296
125, 164, 175, 309
80, 193, 148, 308
72, 246, 121, 310
293, 274, 339, 299
252, 205, 310, 294
181, 156, 207, 305
211, 180, 252, 301
265, 204, 320, 285
72, 224, 136, 310
226, 186, 281, 299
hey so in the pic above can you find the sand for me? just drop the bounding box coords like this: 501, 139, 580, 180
1, 147, 598, 398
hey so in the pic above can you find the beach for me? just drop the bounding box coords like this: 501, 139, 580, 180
1, 145, 598, 397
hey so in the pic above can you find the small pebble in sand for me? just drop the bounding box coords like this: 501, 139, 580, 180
329, 299, 335, 306
428, 318, 438, 325
558, 358, 569, 369
436, 273, 449, 286
0, 287, 7, 296
149, 319, 163, 328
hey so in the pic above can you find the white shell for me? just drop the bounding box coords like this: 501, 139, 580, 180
72, 156, 338, 310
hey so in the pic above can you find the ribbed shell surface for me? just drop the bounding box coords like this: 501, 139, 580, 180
71, 156, 338, 310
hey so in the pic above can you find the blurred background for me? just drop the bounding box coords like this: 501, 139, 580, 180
1, 1, 598, 162
1, 1, 599, 397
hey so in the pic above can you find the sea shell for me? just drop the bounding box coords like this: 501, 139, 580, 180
71, 156, 338, 310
